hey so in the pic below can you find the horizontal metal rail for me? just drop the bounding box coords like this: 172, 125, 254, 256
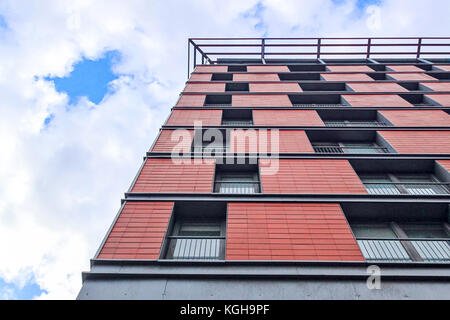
357, 238, 450, 262
363, 182, 450, 195
313, 145, 389, 154
166, 236, 225, 260
293, 104, 346, 108
324, 121, 391, 127
215, 181, 260, 194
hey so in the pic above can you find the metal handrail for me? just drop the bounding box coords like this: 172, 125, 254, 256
313, 145, 389, 153
166, 236, 225, 260
324, 121, 391, 127
363, 182, 450, 195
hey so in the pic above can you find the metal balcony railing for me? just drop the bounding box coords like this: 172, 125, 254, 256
222, 120, 253, 126
324, 121, 391, 127
166, 236, 225, 260
198, 146, 229, 154
357, 238, 450, 262
313, 145, 389, 154
293, 104, 345, 108
204, 103, 232, 107
363, 182, 450, 195
215, 181, 260, 194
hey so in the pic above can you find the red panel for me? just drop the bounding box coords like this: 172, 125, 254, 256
342, 94, 412, 107
189, 73, 212, 81
347, 82, 408, 92
260, 159, 367, 194
249, 83, 302, 92
247, 65, 289, 72
233, 73, 280, 81
420, 82, 450, 92
131, 158, 215, 193
437, 160, 450, 174
175, 94, 206, 107
379, 131, 450, 154
184, 83, 225, 92
379, 110, 450, 127
387, 73, 436, 81
194, 65, 227, 72
230, 130, 314, 154
98, 201, 173, 260
232, 94, 292, 107
327, 65, 374, 72
226, 202, 364, 261
253, 110, 324, 126
151, 129, 193, 153
321, 73, 374, 81
166, 109, 222, 126
426, 94, 450, 106
386, 65, 424, 72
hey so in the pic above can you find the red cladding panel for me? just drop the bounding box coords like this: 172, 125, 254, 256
189, 73, 212, 81
327, 65, 374, 72
387, 65, 424, 72
194, 65, 228, 72
226, 202, 364, 261
420, 82, 450, 92
425, 94, 450, 106
98, 201, 173, 260
343, 94, 412, 107
230, 130, 314, 154
321, 73, 374, 81
347, 82, 408, 92
176, 94, 206, 107
184, 83, 225, 92
249, 83, 302, 92
437, 160, 450, 173
378, 131, 450, 154
166, 109, 222, 126
253, 110, 324, 126
151, 129, 193, 153
233, 73, 280, 81
379, 110, 450, 127
247, 65, 289, 72
232, 95, 292, 107
260, 159, 367, 194
387, 73, 436, 81
131, 158, 215, 193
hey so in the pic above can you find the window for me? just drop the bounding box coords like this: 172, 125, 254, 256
165, 220, 226, 260
360, 174, 450, 195
211, 73, 233, 81
225, 83, 249, 92
318, 110, 391, 127
222, 109, 253, 126
312, 142, 388, 154
289, 94, 345, 107
287, 64, 326, 72
398, 94, 437, 106
214, 171, 260, 194
299, 82, 347, 92
352, 222, 450, 262
228, 65, 247, 72
204, 95, 232, 106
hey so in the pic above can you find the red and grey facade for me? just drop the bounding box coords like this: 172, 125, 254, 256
78, 38, 450, 299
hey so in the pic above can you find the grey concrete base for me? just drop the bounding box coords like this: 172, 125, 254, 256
77, 260, 450, 300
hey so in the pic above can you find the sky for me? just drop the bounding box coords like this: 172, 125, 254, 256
0, 0, 449, 299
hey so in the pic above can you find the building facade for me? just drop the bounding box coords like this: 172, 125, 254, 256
77, 38, 450, 299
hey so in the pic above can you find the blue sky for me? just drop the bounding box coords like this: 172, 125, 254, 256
0, 0, 448, 300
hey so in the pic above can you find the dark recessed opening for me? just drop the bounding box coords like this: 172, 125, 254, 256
322, 59, 370, 64
398, 93, 437, 106
367, 72, 387, 80
289, 94, 344, 106
222, 109, 253, 125
211, 73, 233, 81
228, 65, 247, 72
267, 59, 319, 64
288, 65, 326, 72
317, 110, 392, 127
368, 64, 386, 71
225, 82, 249, 92
426, 72, 449, 80
397, 82, 421, 91
204, 95, 232, 106
214, 164, 260, 194
278, 73, 321, 80
373, 59, 420, 64
299, 82, 347, 91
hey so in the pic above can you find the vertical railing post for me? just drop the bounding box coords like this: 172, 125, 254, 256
187, 39, 191, 79
416, 38, 422, 58
317, 38, 321, 59
261, 38, 265, 62
366, 38, 371, 59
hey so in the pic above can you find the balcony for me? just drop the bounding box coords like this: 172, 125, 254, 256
214, 181, 260, 194
357, 238, 450, 262
313, 144, 388, 154
363, 182, 450, 195
293, 104, 345, 108
324, 120, 390, 127
165, 236, 225, 260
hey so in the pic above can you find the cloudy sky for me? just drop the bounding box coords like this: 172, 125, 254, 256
0, 0, 448, 299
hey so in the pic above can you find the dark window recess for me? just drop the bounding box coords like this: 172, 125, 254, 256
214, 165, 260, 194
278, 73, 321, 81
398, 94, 437, 106
360, 174, 450, 196
426, 72, 449, 80
163, 202, 227, 260
397, 82, 423, 91
289, 94, 344, 107
373, 59, 420, 64
222, 109, 253, 126
204, 95, 232, 106
225, 82, 249, 92
318, 110, 392, 127
368, 64, 386, 71
322, 59, 370, 64
192, 129, 228, 154
324, 120, 389, 127
351, 222, 450, 262
367, 72, 387, 80
288, 64, 326, 72
299, 82, 347, 92
211, 73, 233, 81
228, 65, 247, 72
312, 142, 388, 154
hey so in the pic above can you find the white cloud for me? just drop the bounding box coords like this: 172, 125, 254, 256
0, 0, 448, 299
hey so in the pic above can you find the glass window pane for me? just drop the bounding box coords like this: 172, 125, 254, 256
400, 224, 449, 239
352, 224, 397, 238
179, 223, 221, 236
